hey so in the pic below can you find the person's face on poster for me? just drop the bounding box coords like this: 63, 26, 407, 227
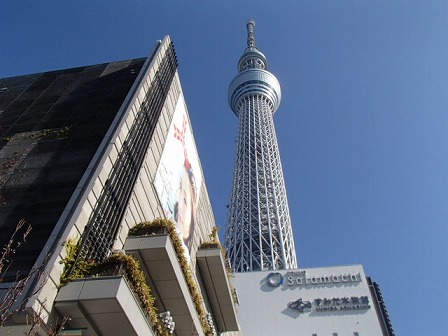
176, 168, 194, 244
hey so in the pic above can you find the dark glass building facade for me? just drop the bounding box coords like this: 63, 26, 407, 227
0, 58, 146, 281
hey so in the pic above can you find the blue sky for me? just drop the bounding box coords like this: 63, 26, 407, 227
1, 1, 447, 334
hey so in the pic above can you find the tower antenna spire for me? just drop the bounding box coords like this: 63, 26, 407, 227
246, 19, 256, 48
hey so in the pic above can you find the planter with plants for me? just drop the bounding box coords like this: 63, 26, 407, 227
58, 239, 170, 336
127, 219, 213, 335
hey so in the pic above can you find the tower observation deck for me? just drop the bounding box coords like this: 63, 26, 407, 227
225, 20, 298, 272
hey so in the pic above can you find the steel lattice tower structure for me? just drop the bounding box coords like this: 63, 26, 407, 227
225, 20, 298, 272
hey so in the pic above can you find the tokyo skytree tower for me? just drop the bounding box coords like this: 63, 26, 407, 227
225, 20, 298, 272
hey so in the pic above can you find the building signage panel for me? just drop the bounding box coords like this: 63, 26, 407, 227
288, 296, 371, 313
266, 270, 362, 288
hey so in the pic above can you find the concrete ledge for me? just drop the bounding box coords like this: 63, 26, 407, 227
54, 276, 155, 336
197, 247, 239, 332
124, 234, 203, 336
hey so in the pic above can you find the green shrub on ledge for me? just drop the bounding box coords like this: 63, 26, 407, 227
198, 242, 221, 249
59, 238, 96, 286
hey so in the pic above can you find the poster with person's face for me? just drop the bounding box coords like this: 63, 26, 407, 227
154, 94, 202, 254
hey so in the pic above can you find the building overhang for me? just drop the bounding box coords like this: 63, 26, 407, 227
54, 276, 155, 336
124, 234, 203, 336
196, 247, 239, 332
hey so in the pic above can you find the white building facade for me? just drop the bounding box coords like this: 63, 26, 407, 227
234, 265, 387, 336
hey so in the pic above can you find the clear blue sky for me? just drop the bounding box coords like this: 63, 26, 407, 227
1, 1, 447, 334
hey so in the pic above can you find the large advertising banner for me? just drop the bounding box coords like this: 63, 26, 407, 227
154, 95, 202, 253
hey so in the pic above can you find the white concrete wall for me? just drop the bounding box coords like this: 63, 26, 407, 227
233, 265, 384, 336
